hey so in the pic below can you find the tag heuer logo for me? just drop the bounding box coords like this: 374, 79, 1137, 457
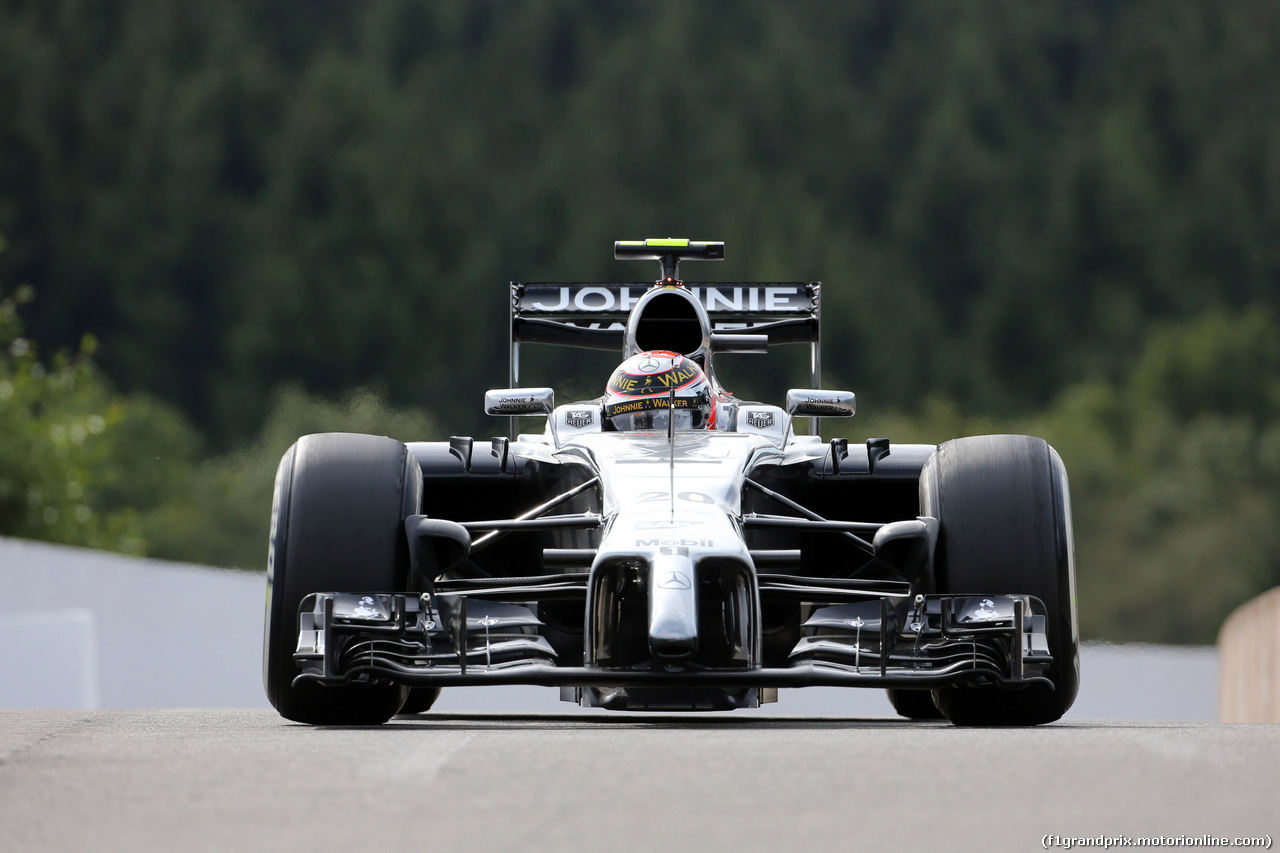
567, 410, 594, 428
746, 411, 774, 429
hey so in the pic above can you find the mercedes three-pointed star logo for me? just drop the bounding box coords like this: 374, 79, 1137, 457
658, 571, 691, 589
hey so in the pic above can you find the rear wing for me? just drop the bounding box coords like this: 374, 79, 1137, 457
509, 281, 822, 387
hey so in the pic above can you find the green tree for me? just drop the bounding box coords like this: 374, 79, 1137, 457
0, 284, 197, 553
4, 1, 1280, 644
5, 1, 1278, 441
1029, 309, 1280, 643
144, 383, 439, 570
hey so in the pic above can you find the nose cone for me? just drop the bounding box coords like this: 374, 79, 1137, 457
649, 557, 699, 661
650, 611, 699, 659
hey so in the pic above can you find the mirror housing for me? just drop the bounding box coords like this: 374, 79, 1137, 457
485, 387, 555, 417
785, 389, 855, 418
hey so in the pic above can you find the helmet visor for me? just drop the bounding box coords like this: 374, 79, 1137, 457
607, 408, 704, 432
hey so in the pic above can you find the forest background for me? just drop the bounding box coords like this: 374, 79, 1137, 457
2, 0, 1279, 645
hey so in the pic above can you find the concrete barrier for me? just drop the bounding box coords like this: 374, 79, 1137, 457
1218, 586, 1280, 723
0, 536, 269, 709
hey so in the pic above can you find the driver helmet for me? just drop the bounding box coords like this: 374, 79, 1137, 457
603, 350, 716, 431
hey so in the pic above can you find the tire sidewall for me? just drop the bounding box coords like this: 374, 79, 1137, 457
924, 434, 1080, 725
263, 433, 420, 724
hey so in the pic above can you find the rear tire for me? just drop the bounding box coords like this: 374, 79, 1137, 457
398, 688, 442, 714
263, 433, 420, 725
886, 688, 944, 720
923, 435, 1079, 726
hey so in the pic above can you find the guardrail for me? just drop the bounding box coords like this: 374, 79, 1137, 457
1218, 586, 1280, 723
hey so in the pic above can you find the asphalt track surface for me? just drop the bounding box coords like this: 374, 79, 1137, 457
1, 710, 1275, 853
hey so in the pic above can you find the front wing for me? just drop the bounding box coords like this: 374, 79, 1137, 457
291, 580, 1053, 698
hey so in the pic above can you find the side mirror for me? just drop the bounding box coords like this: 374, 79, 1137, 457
785, 389, 855, 418
485, 387, 555, 417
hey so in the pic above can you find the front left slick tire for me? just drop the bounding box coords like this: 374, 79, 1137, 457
923, 434, 1080, 726
263, 433, 421, 725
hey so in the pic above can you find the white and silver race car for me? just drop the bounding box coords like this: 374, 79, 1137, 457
263, 239, 1079, 726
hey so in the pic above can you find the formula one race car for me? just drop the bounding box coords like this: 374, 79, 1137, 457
263, 239, 1079, 726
